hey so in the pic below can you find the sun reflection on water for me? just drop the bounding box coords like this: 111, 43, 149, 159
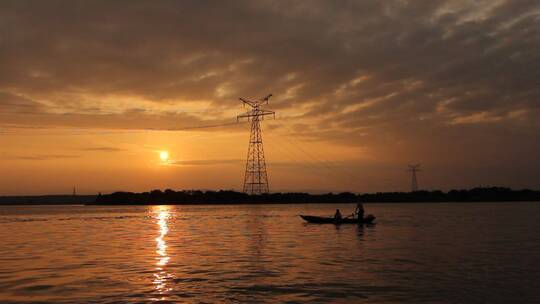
152, 206, 172, 296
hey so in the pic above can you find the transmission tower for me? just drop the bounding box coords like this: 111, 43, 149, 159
237, 94, 275, 194
408, 164, 421, 192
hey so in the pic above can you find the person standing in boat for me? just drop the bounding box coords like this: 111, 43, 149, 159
355, 203, 365, 220
334, 209, 342, 220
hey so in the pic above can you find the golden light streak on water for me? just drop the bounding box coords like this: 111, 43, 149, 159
152, 206, 172, 297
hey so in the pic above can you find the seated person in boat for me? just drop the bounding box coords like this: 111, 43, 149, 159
355, 203, 365, 219
334, 209, 342, 220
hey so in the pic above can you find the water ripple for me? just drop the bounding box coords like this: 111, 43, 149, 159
0, 203, 539, 303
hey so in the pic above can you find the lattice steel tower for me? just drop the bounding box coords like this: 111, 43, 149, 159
408, 164, 421, 192
237, 94, 275, 194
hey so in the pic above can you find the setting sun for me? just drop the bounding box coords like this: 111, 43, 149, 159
159, 151, 169, 162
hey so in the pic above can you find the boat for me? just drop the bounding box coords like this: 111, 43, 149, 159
300, 214, 376, 224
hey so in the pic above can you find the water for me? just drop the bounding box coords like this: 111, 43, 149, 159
0, 203, 539, 303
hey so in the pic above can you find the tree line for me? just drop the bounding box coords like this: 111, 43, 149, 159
92, 187, 540, 205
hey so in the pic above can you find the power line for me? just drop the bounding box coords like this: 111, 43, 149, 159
264, 135, 342, 187
0, 121, 244, 135
271, 120, 362, 191
151, 121, 243, 131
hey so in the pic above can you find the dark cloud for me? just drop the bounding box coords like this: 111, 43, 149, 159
169, 159, 243, 166
168, 158, 347, 168
7, 154, 80, 161
1, 1, 538, 121
81, 147, 125, 152
0, 91, 44, 114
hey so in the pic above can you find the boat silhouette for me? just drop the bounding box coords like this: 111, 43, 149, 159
300, 214, 375, 224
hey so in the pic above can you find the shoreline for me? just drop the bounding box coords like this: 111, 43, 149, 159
2, 187, 540, 205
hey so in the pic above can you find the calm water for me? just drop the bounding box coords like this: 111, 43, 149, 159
0, 203, 539, 303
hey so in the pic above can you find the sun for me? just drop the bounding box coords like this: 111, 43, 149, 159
159, 151, 169, 162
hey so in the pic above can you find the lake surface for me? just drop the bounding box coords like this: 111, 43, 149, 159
0, 203, 539, 303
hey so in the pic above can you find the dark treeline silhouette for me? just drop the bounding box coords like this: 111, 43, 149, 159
91, 187, 540, 205
359, 187, 540, 202
92, 190, 359, 205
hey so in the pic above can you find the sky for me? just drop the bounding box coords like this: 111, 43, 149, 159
0, 0, 539, 195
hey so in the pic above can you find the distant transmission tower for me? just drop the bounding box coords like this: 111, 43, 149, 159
408, 164, 421, 192
237, 94, 275, 194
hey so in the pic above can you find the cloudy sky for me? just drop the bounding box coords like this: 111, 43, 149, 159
1, 0, 539, 195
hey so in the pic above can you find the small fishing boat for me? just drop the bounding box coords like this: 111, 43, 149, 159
300, 214, 376, 224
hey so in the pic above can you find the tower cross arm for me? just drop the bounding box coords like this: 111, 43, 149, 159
260, 94, 273, 103
239, 97, 257, 108
237, 109, 275, 121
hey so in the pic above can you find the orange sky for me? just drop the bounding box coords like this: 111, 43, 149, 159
1, 1, 539, 195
